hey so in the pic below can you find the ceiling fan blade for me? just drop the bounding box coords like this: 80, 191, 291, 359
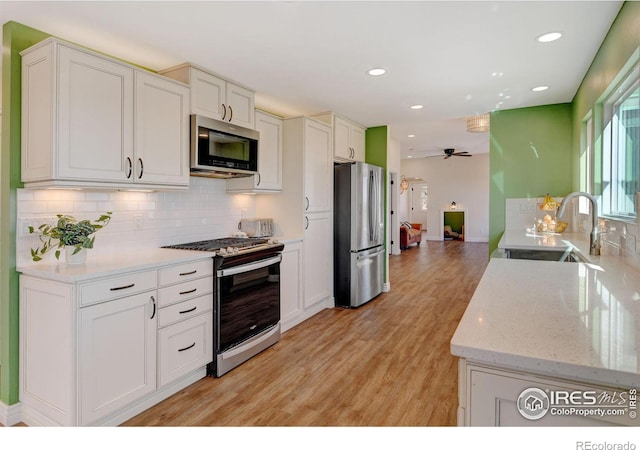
454, 151, 469, 155
456, 154, 472, 157
444, 155, 452, 159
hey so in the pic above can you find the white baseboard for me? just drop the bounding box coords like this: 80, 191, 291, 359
383, 282, 391, 292
0, 400, 22, 427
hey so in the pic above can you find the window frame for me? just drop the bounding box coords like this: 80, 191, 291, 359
596, 48, 640, 223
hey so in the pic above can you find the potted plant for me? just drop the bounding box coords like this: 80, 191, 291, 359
29, 212, 112, 263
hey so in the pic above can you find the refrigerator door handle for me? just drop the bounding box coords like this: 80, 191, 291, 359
356, 247, 386, 260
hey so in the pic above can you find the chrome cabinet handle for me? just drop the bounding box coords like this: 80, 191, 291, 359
179, 306, 197, 314
137, 158, 144, 179
305, 216, 309, 230
126, 157, 133, 179
256, 172, 261, 186
228, 105, 233, 122
221, 104, 227, 121
150, 295, 156, 320
179, 288, 197, 295
305, 197, 310, 211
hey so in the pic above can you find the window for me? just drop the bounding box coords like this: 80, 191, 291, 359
600, 53, 640, 220
579, 113, 593, 215
420, 185, 428, 211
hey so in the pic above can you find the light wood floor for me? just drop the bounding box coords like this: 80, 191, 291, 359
123, 239, 489, 426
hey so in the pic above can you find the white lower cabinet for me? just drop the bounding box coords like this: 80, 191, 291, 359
19, 257, 214, 426
459, 360, 635, 426
79, 291, 157, 425
303, 212, 333, 309
280, 241, 303, 332
157, 260, 214, 387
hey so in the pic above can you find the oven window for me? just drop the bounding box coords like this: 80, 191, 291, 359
217, 263, 280, 352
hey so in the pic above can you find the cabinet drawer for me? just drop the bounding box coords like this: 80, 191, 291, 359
79, 270, 157, 306
157, 276, 212, 308
158, 294, 213, 328
158, 259, 213, 286
158, 313, 213, 387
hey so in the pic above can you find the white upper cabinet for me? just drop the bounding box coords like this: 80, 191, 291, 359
160, 64, 255, 129
20, 38, 190, 190
312, 112, 366, 162
134, 71, 190, 186
226, 109, 283, 193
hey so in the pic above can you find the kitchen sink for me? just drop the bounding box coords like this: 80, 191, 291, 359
505, 248, 587, 263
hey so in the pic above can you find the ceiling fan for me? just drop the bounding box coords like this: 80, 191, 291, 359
442, 148, 471, 159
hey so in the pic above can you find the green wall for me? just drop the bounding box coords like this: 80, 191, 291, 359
488, 104, 573, 254
572, 1, 640, 193
444, 211, 465, 235
365, 126, 388, 280
1, 22, 51, 405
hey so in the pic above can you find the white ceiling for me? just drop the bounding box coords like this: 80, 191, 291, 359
0, 1, 623, 159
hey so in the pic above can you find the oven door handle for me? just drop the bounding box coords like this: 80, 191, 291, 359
217, 254, 282, 277
221, 324, 280, 360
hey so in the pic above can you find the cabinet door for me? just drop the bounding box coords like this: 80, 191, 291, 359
333, 116, 353, 160
303, 212, 333, 308
304, 120, 333, 213
225, 82, 255, 128
350, 124, 366, 162
79, 291, 157, 425
190, 68, 226, 120
134, 71, 190, 186
280, 241, 303, 331
57, 45, 134, 182
255, 111, 282, 190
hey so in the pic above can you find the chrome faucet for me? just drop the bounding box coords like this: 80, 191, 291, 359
556, 191, 600, 256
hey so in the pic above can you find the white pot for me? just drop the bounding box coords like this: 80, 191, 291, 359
65, 247, 87, 265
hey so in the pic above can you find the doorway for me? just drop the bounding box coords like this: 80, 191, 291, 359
410, 183, 428, 231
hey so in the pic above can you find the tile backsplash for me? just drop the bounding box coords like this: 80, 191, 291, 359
505, 197, 640, 272
16, 177, 256, 266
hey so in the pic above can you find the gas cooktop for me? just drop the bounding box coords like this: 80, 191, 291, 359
162, 237, 282, 257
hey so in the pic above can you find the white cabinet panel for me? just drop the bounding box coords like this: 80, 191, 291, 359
158, 313, 213, 387
161, 64, 255, 128
21, 37, 189, 190
134, 71, 190, 186
79, 291, 157, 425
280, 241, 303, 332
226, 109, 283, 193
303, 119, 333, 213
303, 212, 332, 309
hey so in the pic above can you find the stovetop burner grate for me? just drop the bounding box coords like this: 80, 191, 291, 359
162, 237, 269, 252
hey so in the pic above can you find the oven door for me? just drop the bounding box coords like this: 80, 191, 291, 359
215, 255, 281, 354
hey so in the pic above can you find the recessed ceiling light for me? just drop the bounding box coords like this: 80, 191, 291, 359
531, 85, 549, 92
410, 104, 423, 110
408, 134, 415, 138
537, 32, 562, 43
408, 155, 413, 158
367, 67, 386, 76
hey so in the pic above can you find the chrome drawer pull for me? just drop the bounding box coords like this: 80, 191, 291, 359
179, 306, 197, 314
110, 283, 135, 291
179, 288, 197, 295
179, 270, 197, 276
178, 342, 196, 352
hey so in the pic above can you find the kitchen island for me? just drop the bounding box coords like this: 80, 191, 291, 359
451, 230, 640, 426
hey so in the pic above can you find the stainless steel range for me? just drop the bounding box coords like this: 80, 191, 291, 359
163, 237, 284, 377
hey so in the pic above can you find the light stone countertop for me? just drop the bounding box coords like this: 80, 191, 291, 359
451, 230, 640, 389
17, 248, 214, 283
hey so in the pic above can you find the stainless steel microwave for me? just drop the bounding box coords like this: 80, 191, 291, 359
190, 114, 259, 178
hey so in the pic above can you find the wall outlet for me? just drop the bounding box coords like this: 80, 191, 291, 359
519, 203, 536, 214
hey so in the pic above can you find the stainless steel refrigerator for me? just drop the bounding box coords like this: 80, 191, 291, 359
334, 162, 385, 308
